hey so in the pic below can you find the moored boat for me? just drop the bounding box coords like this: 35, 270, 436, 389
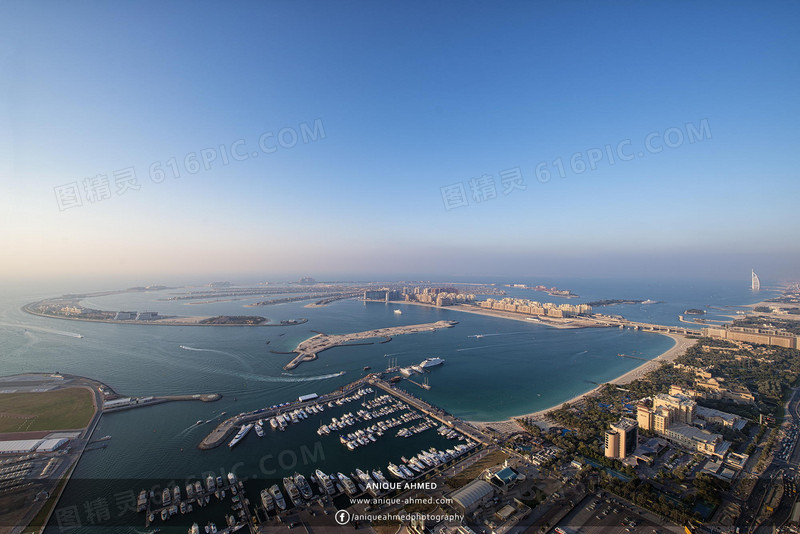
269, 484, 286, 510
228, 424, 253, 448
260, 488, 275, 511
294, 472, 313, 500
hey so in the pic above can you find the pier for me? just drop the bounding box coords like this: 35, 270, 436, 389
282, 320, 458, 370
198, 377, 374, 449
143, 477, 252, 531
103, 393, 221, 413
617, 353, 651, 362
368, 376, 493, 446
406, 378, 431, 390
198, 372, 491, 450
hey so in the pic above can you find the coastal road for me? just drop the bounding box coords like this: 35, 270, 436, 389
735, 386, 800, 533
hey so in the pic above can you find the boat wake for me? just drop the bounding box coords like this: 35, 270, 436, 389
0, 322, 83, 339
188, 364, 346, 386
469, 331, 531, 339
175, 423, 200, 438
179, 345, 229, 354
249, 370, 346, 383
456, 342, 525, 352
179, 345, 253, 372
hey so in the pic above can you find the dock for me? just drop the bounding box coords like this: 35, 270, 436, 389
406, 378, 431, 390
103, 393, 221, 413
143, 477, 252, 531
367, 376, 492, 446
198, 377, 374, 449
282, 320, 458, 370
617, 353, 651, 362
198, 372, 491, 451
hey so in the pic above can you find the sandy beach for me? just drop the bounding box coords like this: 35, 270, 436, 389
470, 332, 696, 428
386, 300, 698, 427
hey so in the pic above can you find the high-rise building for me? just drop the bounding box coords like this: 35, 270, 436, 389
752, 270, 761, 291
604, 418, 638, 459
637, 393, 696, 432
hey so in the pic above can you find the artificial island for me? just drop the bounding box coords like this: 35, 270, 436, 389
281, 320, 458, 370
9, 276, 800, 534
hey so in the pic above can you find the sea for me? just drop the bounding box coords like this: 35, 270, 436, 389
0, 276, 776, 532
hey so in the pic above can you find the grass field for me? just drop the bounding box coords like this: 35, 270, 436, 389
446, 449, 509, 490
0, 388, 94, 433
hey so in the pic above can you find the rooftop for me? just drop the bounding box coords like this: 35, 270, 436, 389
450, 480, 494, 510
611, 417, 638, 432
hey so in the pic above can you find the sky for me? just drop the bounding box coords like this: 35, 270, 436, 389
1, 1, 799, 284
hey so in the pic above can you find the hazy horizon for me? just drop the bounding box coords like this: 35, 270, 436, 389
2, 2, 798, 283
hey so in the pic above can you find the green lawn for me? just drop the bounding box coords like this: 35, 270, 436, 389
0, 388, 95, 433
446, 449, 509, 489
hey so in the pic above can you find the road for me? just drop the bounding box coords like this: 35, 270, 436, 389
734, 385, 800, 534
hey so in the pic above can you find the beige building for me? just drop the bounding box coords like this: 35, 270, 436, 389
702, 326, 800, 349
637, 393, 732, 458
670, 382, 754, 406
669, 385, 700, 399
663, 424, 727, 457
478, 298, 591, 317
604, 418, 638, 459
637, 393, 696, 431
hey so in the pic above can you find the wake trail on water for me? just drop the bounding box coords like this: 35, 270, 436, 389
456, 342, 524, 352
179, 345, 254, 372
471, 331, 531, 337
175, 424, 199, 438
0, 322, 83, 338
241, 370, 346, 383
182, 362, 346, 385
383, 351, 413, 357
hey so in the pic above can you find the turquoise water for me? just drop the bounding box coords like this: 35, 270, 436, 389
0, 279, 776, 532
0, 290, 677, 421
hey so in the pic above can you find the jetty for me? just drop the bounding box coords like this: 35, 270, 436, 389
198, 372, 491, 451
103, 393, 221, 413
282, 320, 457, 370
198, 376, 374, 449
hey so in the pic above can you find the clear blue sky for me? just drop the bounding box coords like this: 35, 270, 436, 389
1, 1, 798, 282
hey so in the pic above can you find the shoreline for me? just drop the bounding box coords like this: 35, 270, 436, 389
387, 300, 601, 329
21, 305, 276, 327
469, 332, 697, 427
378, 300, 701, 426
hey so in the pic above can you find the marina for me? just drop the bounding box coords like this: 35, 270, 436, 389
2, 3, 787, 530
140, 472, 252, 532
141, 409, 481, 531
0, 280, 755, 532
199, 373, 492, 451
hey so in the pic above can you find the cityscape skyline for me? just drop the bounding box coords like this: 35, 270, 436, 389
2, 3, 800, 530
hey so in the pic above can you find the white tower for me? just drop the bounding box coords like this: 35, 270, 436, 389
751, 270, 761, 291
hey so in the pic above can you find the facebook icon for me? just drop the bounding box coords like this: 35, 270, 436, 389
335, 509, 351, 525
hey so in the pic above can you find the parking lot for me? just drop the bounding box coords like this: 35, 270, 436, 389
552, 493, 684, 534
